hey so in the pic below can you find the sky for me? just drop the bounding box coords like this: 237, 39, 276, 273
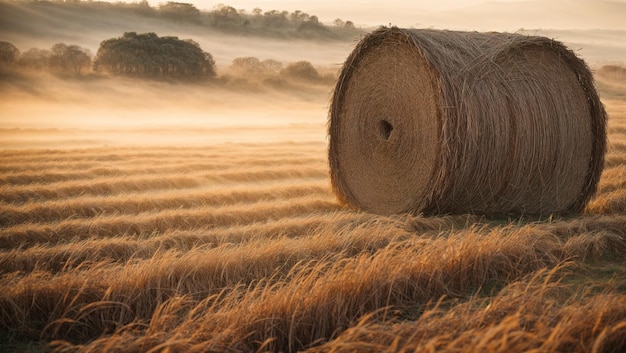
147, 0, 626, 31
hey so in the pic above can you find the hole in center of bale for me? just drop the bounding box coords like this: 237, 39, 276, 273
378, 120, 394, 140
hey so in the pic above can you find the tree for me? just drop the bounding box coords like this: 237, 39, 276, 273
49, 43, 92, 74
19, 48, 51, 70
158, 2, 201, 22
212, 4, 241, 27
94, 32, 216, 80
281, 61, 319, 82
297, 15, 327, 34
261, 59, 282, 74
263, 10, 288, 28
0, 41, 20, 65
290, 10, 310, 23
229, 57, 263, 76
229, 57, 283, 78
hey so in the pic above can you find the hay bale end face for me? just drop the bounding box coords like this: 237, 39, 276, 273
329, 27, 607, 216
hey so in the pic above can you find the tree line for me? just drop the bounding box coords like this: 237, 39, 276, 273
141, 1, 359, 38
0, 33, 332, 84
3, 0, 362, 40
1, 41, 92, 75
205, 4, 357, 38
0, 33, 215, 80
225, 56, 335, 86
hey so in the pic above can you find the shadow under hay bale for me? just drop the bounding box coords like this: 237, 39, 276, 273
329, 27, 607, 216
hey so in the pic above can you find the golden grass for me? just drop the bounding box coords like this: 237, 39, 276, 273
308, 267, 626, 353
1, 83, 625, 352
0, 157, 325, 186
0, 182, 331, 226
0, 165, 328, 205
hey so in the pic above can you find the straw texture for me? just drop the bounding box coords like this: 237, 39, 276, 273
329, 27, 607, 215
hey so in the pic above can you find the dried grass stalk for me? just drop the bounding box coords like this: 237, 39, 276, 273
329, 27, 607, 215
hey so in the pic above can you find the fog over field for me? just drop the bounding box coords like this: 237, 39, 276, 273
1, 0, 625, 149
2, 0, 626, 64
0, 0, 361, 148
0, 73, 331, 148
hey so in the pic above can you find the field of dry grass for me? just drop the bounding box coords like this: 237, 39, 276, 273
1, 73, 626, 352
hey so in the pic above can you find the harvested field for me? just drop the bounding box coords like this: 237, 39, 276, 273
1, 74, 626, 353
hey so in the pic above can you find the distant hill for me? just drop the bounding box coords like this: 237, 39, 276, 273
0, 0, 362, 47
0, 0, 623, 68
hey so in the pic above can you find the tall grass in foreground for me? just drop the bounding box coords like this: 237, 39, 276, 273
6, 223, 620, 353
308, 269, 626, 353
1, 93, 626, 352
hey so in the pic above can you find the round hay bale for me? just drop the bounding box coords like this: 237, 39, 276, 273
329, 27, 607, 216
